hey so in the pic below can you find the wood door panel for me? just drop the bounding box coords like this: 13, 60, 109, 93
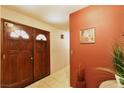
2, 23, 20, 87
1, 19, 50, 88
34, 44, 46, 80
35, 43, 46, 79
2, 52, 19, 85
6, 40, 20, 50
2, 21, 34, 87
19, 51, 33, 80
34, 30, 48, 81
19, 26, 34, 84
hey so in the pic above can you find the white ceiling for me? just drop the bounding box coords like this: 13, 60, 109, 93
4, 5, 87, 30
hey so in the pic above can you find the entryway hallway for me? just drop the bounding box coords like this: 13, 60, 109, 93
26, 66, 70, 88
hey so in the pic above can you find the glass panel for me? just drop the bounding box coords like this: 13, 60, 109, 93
10, 30, 29, 39
36, 34, 47, 41
20, 30, 29, 39
10, 30, 20, 38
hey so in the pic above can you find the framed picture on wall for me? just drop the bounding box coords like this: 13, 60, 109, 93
80, 28, 95, 44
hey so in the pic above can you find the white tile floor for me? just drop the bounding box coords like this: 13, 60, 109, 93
26, 66, 70, 88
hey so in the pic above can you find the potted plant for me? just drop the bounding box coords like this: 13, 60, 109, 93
96, 44, 124, 87
113, 44, 124, 87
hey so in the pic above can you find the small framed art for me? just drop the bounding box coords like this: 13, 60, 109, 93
80, 28, 95, 44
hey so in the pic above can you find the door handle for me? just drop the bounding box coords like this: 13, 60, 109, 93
2, 54, 5, 60
30, 56, 34, 61
30, 57, 33, 60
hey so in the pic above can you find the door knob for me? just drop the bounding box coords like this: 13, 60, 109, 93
2, 54, 5, 60
30, 56, 34, 63
30, 57, 34, 61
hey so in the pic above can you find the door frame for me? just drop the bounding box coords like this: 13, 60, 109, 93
1, 19, 5, 88
0, 18, 50, 87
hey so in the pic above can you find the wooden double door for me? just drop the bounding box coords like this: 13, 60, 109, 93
1, 19, 50, 88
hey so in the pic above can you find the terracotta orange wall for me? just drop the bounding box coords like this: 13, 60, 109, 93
70, 6, 124, 88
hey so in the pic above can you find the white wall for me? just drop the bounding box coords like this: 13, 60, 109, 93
51, 31, 70, 72
1, 6, 70, 73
